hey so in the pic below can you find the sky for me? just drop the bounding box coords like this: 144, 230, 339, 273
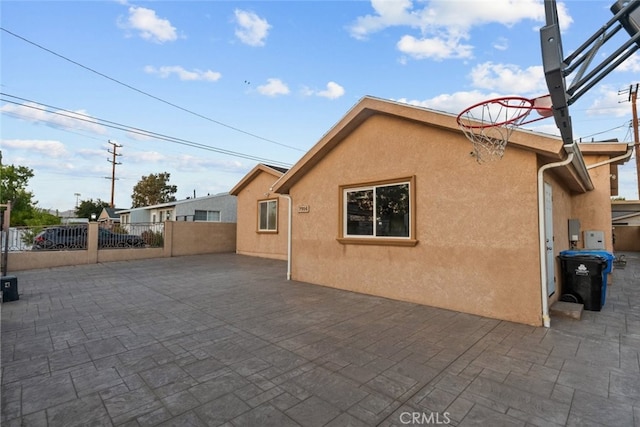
1, 0, 639, 212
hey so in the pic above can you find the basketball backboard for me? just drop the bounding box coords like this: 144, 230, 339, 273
540, 0, 640, 145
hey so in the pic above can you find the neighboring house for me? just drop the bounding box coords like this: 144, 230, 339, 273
612, 200, 640, 251
230, 164, 289, 260
233, 96, 630, 326
117, 193, 237, 226
98, 207, 121, 229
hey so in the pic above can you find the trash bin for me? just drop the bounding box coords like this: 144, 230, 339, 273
1, 276, 19, 303
558, 253, 608, 311
559, 250, 614, 306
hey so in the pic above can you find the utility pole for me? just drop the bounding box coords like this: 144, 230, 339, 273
631, 85, 640, 200
106, 140, 122, 208
619, 84, 640, 198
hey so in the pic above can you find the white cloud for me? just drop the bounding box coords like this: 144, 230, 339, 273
302, 82, 345, 99
348, 0, 421, 40
586, 86, 631, 117
397, 35, 473, 60
1, 139, 68, 158
173, 154, 246, 172
317, 82, 345, 99
1, 102, 107, 134
616, 52, 640, 72
349, 0, 573, 61
76, 148, 105, 159
144, 65, 222, 82
125, 132, 155, 142
119, 6, 178, 43
127, 151, 166, 163
124, 151, 247, 174
234, 9, 271, 46
470, 62, 546, 94
257, 78, 290, 97
396, 90, 503, 115
493, 37, 509, 51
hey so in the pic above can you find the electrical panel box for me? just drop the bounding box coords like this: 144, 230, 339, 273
568, 219, 580, 242
584, 230, 605, 249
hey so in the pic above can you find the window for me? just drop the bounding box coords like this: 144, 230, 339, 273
340, 177, 416, 246
258, 199, 277, 232
194, 210, 221, 222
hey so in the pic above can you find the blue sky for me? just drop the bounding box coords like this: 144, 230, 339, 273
1, 0, 639, 211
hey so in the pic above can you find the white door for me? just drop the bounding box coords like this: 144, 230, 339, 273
544, 182, 555, 296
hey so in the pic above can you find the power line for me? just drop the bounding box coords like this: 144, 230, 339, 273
575, 121, 631, 140
0, 27, 304, 153
0, 93, 293, 168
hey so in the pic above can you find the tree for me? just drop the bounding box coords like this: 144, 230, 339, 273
131, 172, 177, 208
25, 208, 61, 226
75, 199, 110, 220
0, 163, 38, 226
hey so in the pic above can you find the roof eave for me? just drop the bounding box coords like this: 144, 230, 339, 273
230, 163, 285, 195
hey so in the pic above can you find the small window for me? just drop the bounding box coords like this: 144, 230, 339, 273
340, 177, 416, 246
258, 199, 277, 232
194, 210, 221, 222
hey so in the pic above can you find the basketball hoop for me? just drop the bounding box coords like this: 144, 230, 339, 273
456, 95, 553, 163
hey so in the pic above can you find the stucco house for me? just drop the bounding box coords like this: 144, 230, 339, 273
117, 192, 237, 226
230, 164, 289, 260
97, 207, 121, 229
236, 96, 632, 326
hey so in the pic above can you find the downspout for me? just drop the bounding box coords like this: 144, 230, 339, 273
538, 144, 576, 328
269, 174, 292, 281
281, 194, 292, 280
585, 143, 634, 170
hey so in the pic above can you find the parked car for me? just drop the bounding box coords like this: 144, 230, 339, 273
33, 226, 145, 250
97, 228, 145, 248
32, 226, 87, 250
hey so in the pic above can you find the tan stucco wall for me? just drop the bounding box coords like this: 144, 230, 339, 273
235, 171, 288, 260
288, 114, 545, 325
7, 222, 236, 271
169, 221, 236, 256
8, 250, 93, 271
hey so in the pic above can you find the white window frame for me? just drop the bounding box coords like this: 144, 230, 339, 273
339, 176, 417, 246
258, 199, 278, 232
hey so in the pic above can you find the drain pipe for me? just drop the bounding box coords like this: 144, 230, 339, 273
269, 175, 292, 281
538, 145, 576, 328
281, 194, 292, 280
586, 143, 634, 170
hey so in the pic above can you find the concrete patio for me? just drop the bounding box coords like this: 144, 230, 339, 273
1, 252, 639, 426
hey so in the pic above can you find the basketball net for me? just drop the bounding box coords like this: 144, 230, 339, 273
457, 96, 552, 164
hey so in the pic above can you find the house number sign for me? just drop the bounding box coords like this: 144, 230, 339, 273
298, 205, 310, 213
